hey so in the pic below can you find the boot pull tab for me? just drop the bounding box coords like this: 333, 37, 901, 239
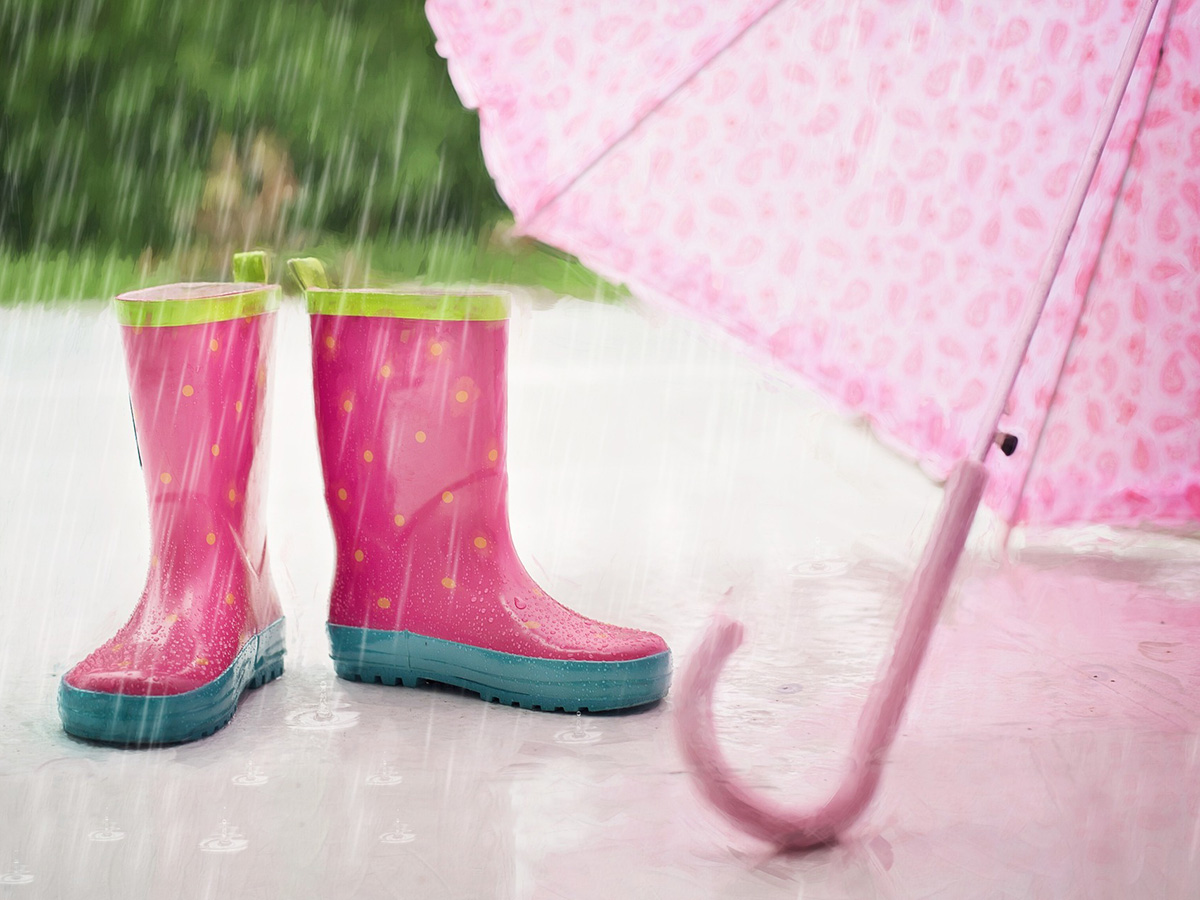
232, 250, 271, 284
286, 257, 330, 291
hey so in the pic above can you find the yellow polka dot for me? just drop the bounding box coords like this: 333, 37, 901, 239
442, 491, 453, 504
195, 657, 209, 666
225, 593, 235, 605
182, 384, 194, 397
325, 335, 336, 349
206, 532, 216, 545
228, 489, 237, 502
379, 364, 391, 378
430, 342, 443, 356
455, 390, 469, 403
211, 444, 220, 457
415, 431, 427, 443
473, 536, 487, 549
337, 488, 348, 501
113, 643, 123, 650
524, 621, 541, 630
209, 339, 219, 352
160, 472, 172, 484
342, 399, 353, 412
165, 613, 178, 625
441, 577, 456, 589
118, 660, 130, 668
234, 400, 243, 414
362, 450, 373, 463
487, 449, 498, 462
377, 597, 391, 609
151, 555, 158, 567
394, 514, 405, 527
354, 549, 364, 562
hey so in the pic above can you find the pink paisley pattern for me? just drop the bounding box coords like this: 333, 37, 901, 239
427, 0, 779, 219
429, 0, 1200, 527
1022, 9, 1200, 525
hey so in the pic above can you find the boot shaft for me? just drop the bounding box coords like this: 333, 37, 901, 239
310, 311, 509, 526
118, 283, 277, 559
307, 289, 517, 631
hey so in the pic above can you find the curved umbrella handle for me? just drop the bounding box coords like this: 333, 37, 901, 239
675, 460, 988, 849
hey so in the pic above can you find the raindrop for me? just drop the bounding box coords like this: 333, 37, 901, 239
286, 680, 359, 730
788, 555, 851, 579
379, 819, 416, 844
1138, 641, 1180, 663
232, 759, 269, 786
199, 819, 249, 854
554, 711, 602, 745
366, 761, 404, 786
0, 856, 33, 885
89, 816, 127, 842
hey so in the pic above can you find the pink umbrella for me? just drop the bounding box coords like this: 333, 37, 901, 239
425, 0, 1200, 848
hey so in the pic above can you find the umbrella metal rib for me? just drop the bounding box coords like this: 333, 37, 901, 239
969, 0, 1170, 466
519, 0, 794, 229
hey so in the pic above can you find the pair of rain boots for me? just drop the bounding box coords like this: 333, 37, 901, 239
58, 254, 671, 745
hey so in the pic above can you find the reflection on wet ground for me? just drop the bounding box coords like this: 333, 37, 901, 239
1, 298, 1197, 898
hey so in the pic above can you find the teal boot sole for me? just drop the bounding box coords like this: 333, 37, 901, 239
58, 618, 286, 746
328, 624, 670, 713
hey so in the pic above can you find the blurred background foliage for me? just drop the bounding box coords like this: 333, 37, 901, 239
0, 0, 624, 301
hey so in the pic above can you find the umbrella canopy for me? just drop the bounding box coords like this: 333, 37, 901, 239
427, 0, 1200, 529
428, 0, 1198, 851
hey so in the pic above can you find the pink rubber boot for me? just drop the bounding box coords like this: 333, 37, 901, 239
293, 261, 671, 712
59, 254, 286, 744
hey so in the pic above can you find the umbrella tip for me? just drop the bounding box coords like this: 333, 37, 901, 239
994, 432, 1019, 457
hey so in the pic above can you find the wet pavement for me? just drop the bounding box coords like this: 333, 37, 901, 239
1, 295, 1198, 898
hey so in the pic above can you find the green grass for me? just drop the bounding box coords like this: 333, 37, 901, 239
0, 228, 630, 305
0, 248, 182, 305
301, 228, 628, 302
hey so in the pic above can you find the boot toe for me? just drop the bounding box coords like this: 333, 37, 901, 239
569, 623, 669, 661
503, 592, 670, 662
65, 663, 206, 697
63, 638, 238, 697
